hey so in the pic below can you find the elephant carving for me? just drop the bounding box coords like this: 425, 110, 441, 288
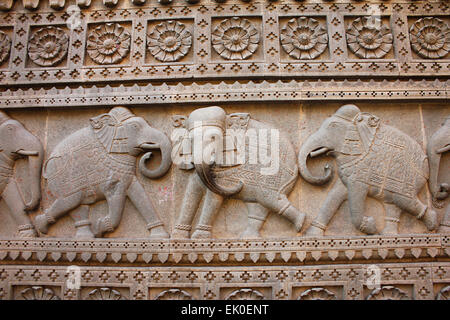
34, 107, 172, 238
171, 106, 305, 239
300, 104, 438, 236
0, 111, 43, 237
427, 116, 450, 232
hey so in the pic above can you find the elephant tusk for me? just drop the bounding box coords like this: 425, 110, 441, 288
310, 147, 329, 158
436, 144, 450, 154
140, 143, 160, 150
16, 149, 39, 156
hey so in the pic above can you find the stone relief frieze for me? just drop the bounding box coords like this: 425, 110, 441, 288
0, 0, 448, 301
410, 17, 450, 59
0, 31, 11, 66
27, 26, 68, 67
346, 16, 393, 59
147, 20, 192, 62
212, 17, 260, 60
0, 111, 42, 237
171, 106, 305, 239
280, 17, 328, 60
34, 107, 171, 239
1, 1, 448, 84
301, 104, 438, 236
86, 23, 131, 65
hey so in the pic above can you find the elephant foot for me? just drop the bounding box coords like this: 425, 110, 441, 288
381, 217, 399, 235
305, 221, 326, 237
17, 224, 37, 238
421, 207, 438, 231
282, 205, 305, 232
148, 224, 170, 239
191, 224, 212, 239
92, 216, 113, 238
359, 216, 377, 235
171, 224, 192, 239
34, 213, 53, 234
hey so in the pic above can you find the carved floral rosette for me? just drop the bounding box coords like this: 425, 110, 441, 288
298, 288, 336, 300
280, 17, 328, 60
147, 20, 192, 62
366, 286, 409, 300
0, 31, 11, 65
346, 16, 393, 59
409, 17, 450, 59
212, 17, 260, 60
27, 26, 69, 67
226, 288, 264, 300
87, 23, 131, 65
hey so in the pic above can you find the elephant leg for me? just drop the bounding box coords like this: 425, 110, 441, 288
347, 181, 376, 234
35, 192, 83, 234
241, 203, 269, 239
2, 179, 37, 237
191, 189, 223, 239
92, 191, 127, 238
173, 174, 205, 239
439, 205, 450, 233
69, 205, 94, 239
381, 203, 401, 235
392, 194, 438, 231
259, 194, 305, 232
127, 177, 169, 239
305, 179, 348, 237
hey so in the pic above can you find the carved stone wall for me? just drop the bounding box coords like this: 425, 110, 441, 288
0, 0, 449, 300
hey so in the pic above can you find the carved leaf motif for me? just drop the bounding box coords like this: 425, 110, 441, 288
410, 17, 449, 59
21, 286, 60, 300
88, 288, 123, 300
203, 252, 214, 263
96, 252, 107, 262
226, 288, 264, 300
172, 252, 183, 263
142, 253, 152, 263
212, 17, 260, 60
86, 23, 131, 65
436, 286, 450, 300
298, 288, 336, 300
366, 286, 409, 300
265, 252, 275, 262
280, 17, 328, 60
28, 26, 68, 67
346, 16, 393, 59
147, 21, 192, 62
156, 289, 192, 300
0, 31, 11, 65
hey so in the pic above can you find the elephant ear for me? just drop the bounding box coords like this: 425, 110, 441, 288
89, 114, 118, 152
171, 115, 194, 170
354, 112, 380, 152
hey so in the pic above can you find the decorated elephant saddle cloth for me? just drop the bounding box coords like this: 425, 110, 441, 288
44, 136, 135, 199
339, 123, 428, 199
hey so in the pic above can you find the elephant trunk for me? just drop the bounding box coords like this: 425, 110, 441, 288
298, 133, 333, 185
139, 128, 172, 179
427, 120, 450, 201
21, 134, 44, 211
194, 162, 243, 197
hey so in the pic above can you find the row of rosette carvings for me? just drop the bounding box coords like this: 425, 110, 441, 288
0, 79, 448, 109
0, 263, 449, 299
0, 2, 449, 84
0, 235, 448, 265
